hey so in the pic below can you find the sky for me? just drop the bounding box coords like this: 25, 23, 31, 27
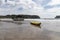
0, 0, 60, 18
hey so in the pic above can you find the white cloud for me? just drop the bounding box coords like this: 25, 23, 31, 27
44, 0, 60, 18
0, 0, 44, 12
44, 7, 60, 18
0, 0, 60, 18
47, 0, 60, 5
47, 7, 60, 12
21, 0, 60, 18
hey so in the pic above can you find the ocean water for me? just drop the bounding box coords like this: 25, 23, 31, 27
24, 19, 60, 32
0, 19, 60, 40
24, 19, 60, 40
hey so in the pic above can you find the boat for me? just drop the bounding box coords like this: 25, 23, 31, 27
30, 21, 41, 28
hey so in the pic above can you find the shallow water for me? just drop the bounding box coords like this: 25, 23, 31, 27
0, 19, 60, 40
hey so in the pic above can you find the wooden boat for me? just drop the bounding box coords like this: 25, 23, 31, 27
30, 21, 41, 27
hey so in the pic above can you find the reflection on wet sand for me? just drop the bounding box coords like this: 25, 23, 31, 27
0, 20, 60, 40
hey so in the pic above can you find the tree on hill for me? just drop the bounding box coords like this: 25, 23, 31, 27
55, 16, 60, 18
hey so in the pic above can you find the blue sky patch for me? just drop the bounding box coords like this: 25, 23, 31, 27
44, 5, 54, 9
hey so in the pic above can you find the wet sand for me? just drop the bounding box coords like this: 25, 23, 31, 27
0, 19, 60, 40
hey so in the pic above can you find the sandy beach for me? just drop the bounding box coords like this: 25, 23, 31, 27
0, 19, 60, 40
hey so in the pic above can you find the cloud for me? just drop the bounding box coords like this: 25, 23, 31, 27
32, 0, 51, 6
0, 0, 44, 14
0, 0, 60, 18
47, 0, 60, 5
41, 0, 60, 18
